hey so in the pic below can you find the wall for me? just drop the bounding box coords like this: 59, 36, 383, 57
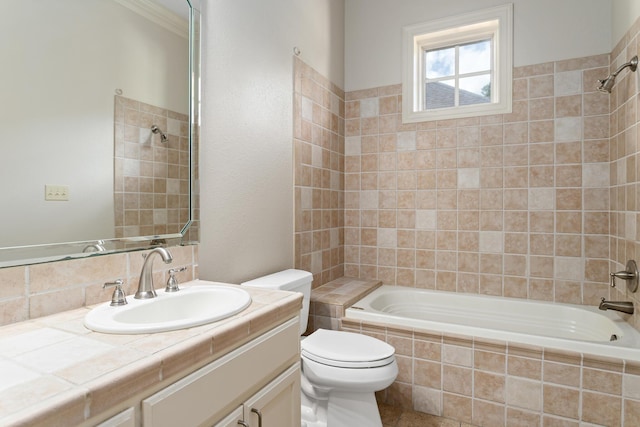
199, 0, 345, 284
345, 0, 611, 91
612, 0, 640, 48
293, 58, 345, 288
611, 16, 640, 329
343, 54, 613, 307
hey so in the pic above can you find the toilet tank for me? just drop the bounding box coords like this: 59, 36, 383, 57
241, 269, 312, 335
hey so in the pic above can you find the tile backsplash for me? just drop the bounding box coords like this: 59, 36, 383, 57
0, 245, 198, 326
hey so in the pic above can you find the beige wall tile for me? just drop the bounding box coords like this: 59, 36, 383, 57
543, 384, 580, 419
506, 408, 541, 427
443, 365, 472, 396
582, 391, 622, 426
507, 377, 542, 411
442, 393, 472, 424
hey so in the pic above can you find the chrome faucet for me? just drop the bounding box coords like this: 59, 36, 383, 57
135, 247, 173, 299
609, 260, 639, 292
83, 240, 106, 253
599, 298, 634, 315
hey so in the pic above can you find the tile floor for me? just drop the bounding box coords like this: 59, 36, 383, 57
379, 403, 477, 427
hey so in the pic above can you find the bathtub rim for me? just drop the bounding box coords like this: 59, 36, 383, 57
345, 285, 640, 363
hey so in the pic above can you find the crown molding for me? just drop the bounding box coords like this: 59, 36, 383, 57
113, 0, 188, 38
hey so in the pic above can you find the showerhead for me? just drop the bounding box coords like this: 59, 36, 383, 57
597, 55, 638, 93
597, 75, 617, 93
151, 125, 168, 142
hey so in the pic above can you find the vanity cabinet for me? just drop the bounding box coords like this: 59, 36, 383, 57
96, 408, 136, 427
214, 363, 300, 427
141, 318, 299, 427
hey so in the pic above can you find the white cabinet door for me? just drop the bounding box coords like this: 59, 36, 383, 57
244, 363, 300, 427
212, 406, 243, 427
142, 319, 299, 427
212, 363, 300, 427
95, 408, 136, 427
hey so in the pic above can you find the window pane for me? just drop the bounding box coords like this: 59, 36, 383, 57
459, 39, 491, 74
426, 80, 455, 109
459, 74, 491, 105
425, 47, 454, 78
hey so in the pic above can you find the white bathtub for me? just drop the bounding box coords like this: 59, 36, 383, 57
345, 285, 640, 362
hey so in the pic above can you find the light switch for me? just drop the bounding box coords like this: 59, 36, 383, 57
45, 185, 69, 201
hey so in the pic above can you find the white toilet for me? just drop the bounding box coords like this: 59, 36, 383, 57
242, 269, 398, 427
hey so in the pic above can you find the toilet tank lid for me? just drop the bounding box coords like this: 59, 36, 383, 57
241, 269, 312, 291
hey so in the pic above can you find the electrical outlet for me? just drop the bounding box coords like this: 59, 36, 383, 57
45, 185, 69, 201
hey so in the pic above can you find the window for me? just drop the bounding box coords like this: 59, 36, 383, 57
402, 4, 513, 123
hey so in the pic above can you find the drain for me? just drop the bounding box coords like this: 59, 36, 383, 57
610, 334, 619, 341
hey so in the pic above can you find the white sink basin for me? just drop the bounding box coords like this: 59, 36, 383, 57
84, 281, 252, 334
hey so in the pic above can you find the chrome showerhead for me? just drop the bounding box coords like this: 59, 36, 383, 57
597, 75, 617, 93
597, 55, 638, 93
151, 125, 168, 142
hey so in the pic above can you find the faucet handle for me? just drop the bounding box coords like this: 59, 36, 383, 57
165, 267, 188, 292
103, 279, 127, 306
610, 260, 639, 292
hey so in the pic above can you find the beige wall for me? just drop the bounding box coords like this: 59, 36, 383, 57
612, 0, 640, 48
345, 0, 611, 91
199, 0, 345, 284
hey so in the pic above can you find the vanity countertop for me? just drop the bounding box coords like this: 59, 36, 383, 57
0, 282, 302, 426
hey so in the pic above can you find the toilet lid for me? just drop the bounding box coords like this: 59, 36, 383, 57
301, 329, 395, 368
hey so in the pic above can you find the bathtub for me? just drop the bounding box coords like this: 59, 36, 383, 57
345, 285, 640, 362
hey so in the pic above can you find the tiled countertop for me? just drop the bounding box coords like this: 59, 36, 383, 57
0, 281, 301, 426
310, 277, 382, 308
307, 277, 381, 333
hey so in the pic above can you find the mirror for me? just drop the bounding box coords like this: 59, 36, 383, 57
0, 0, 200, 267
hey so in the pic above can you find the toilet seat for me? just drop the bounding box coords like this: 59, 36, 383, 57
301, 329, 395, 368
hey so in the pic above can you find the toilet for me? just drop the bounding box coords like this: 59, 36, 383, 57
241, 269, 398, 427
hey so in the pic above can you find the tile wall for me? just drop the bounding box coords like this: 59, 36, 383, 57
0, 245, 198, 326
342, 54, 615, 312
114, 95, 196, 240
343, 318, 640, 426
294, 57, 346, 288
611, 18, 640, 329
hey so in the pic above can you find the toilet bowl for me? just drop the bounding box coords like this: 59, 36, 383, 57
242, 270, 398, 427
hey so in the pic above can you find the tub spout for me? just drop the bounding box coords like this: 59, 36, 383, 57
599, 298, 634, 315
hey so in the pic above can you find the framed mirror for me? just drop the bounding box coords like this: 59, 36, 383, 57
0, 0, 200, 267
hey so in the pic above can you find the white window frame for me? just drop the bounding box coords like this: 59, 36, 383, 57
402, 4, 513, 123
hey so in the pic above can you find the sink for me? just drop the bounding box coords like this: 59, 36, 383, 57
84, 281, 252, 334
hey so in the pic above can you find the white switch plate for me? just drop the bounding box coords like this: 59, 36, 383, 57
45, 185, 69, 201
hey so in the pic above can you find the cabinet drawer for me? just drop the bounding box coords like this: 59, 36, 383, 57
142, 318, 299, 427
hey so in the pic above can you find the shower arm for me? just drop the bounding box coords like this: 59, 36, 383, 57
610, 56, 638, 79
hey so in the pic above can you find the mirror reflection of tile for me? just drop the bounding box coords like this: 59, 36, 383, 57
113, 95, 199, 243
